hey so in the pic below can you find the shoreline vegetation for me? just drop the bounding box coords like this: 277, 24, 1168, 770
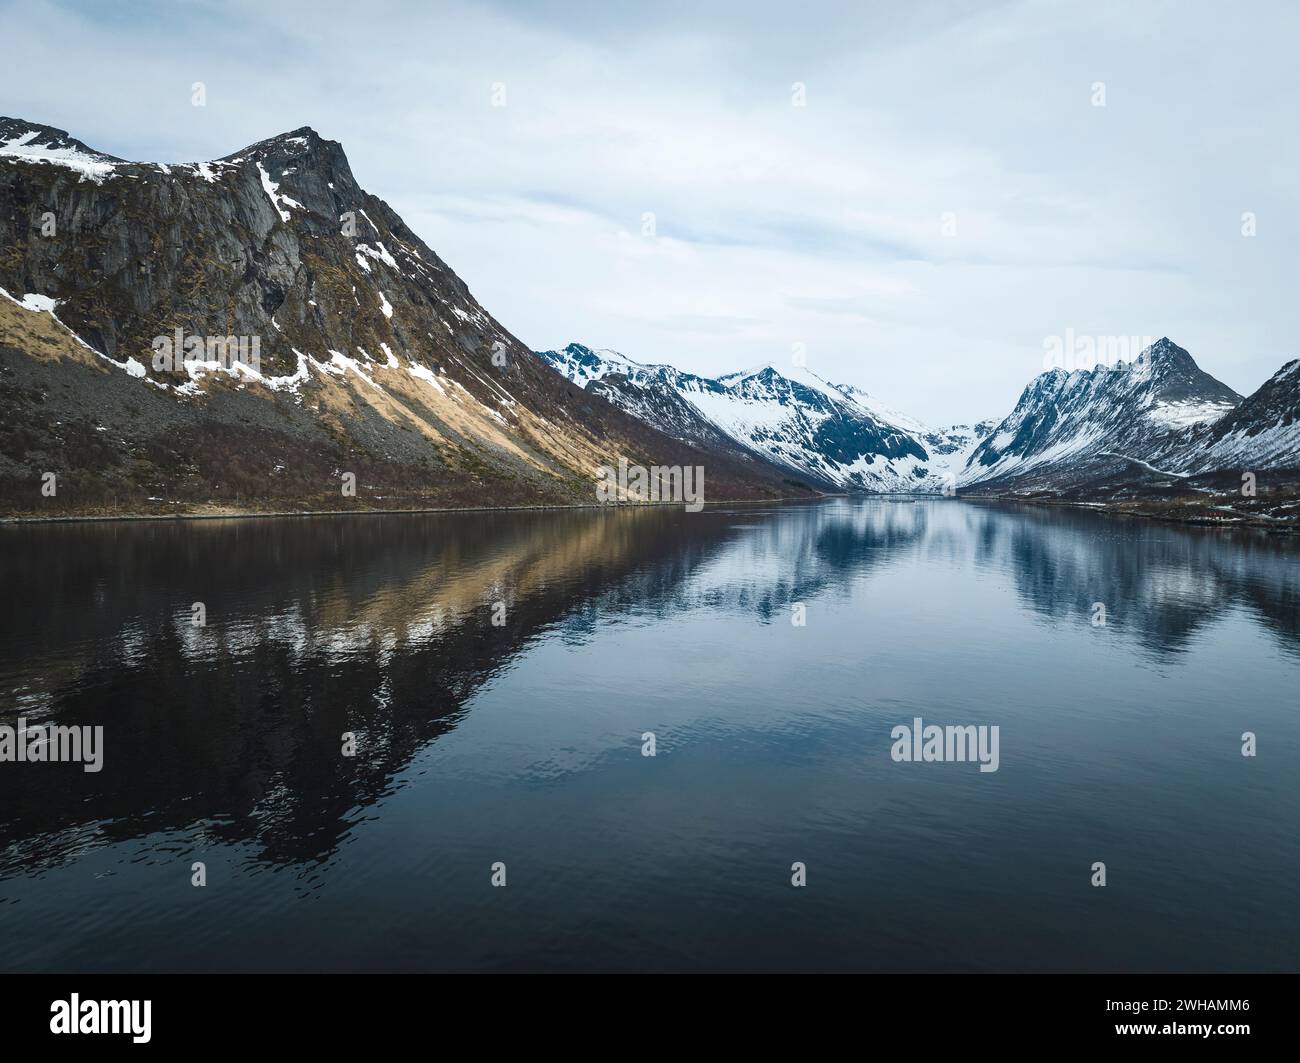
2, 490, 1295, 531
962, 492, 1299, 533
0, 493, 837, 526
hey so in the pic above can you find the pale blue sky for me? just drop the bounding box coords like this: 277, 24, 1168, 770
3, 0, 1297, 425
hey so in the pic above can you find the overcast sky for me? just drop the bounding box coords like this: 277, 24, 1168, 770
3, 0, 1297, 425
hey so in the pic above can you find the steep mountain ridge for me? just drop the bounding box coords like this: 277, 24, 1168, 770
0, 118, 816, 514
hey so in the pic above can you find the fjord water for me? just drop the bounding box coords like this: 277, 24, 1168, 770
1, 499, 1298, 972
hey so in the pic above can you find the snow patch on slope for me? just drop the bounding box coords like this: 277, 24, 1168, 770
0, 127, 119, 183
256, 162, 293, 222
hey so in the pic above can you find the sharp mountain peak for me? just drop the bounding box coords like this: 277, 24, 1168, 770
220, 125, 348, 166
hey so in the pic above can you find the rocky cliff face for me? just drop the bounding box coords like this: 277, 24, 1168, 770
0, 118, 815, 515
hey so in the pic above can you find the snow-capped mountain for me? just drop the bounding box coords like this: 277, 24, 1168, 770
538, 343, 742, 451
822, 380, 998, 485
542, 337, 1298, 500
920, 419, 1003, 481
961, 338, 1243, 489
0, 118, 813, 515
702, 364, 934, 490
1190, 358, 1300, 472
538, 343, 986, 491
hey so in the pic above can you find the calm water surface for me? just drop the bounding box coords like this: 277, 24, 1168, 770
1, 498, 1298, 971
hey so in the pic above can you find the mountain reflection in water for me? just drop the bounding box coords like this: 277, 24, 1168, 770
1, 499, 1297, 971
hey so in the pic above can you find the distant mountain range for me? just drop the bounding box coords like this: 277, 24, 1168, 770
1, 116, 1296, 519
539, 340, 1299, 501
537, 343, 996, 492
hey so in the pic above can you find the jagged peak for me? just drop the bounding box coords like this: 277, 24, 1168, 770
219, 125, 353, 179
1023, 338, 1196, 391
220, 125, 332, 161
1139, 336, 1197, 371
213, 124, 360, 209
